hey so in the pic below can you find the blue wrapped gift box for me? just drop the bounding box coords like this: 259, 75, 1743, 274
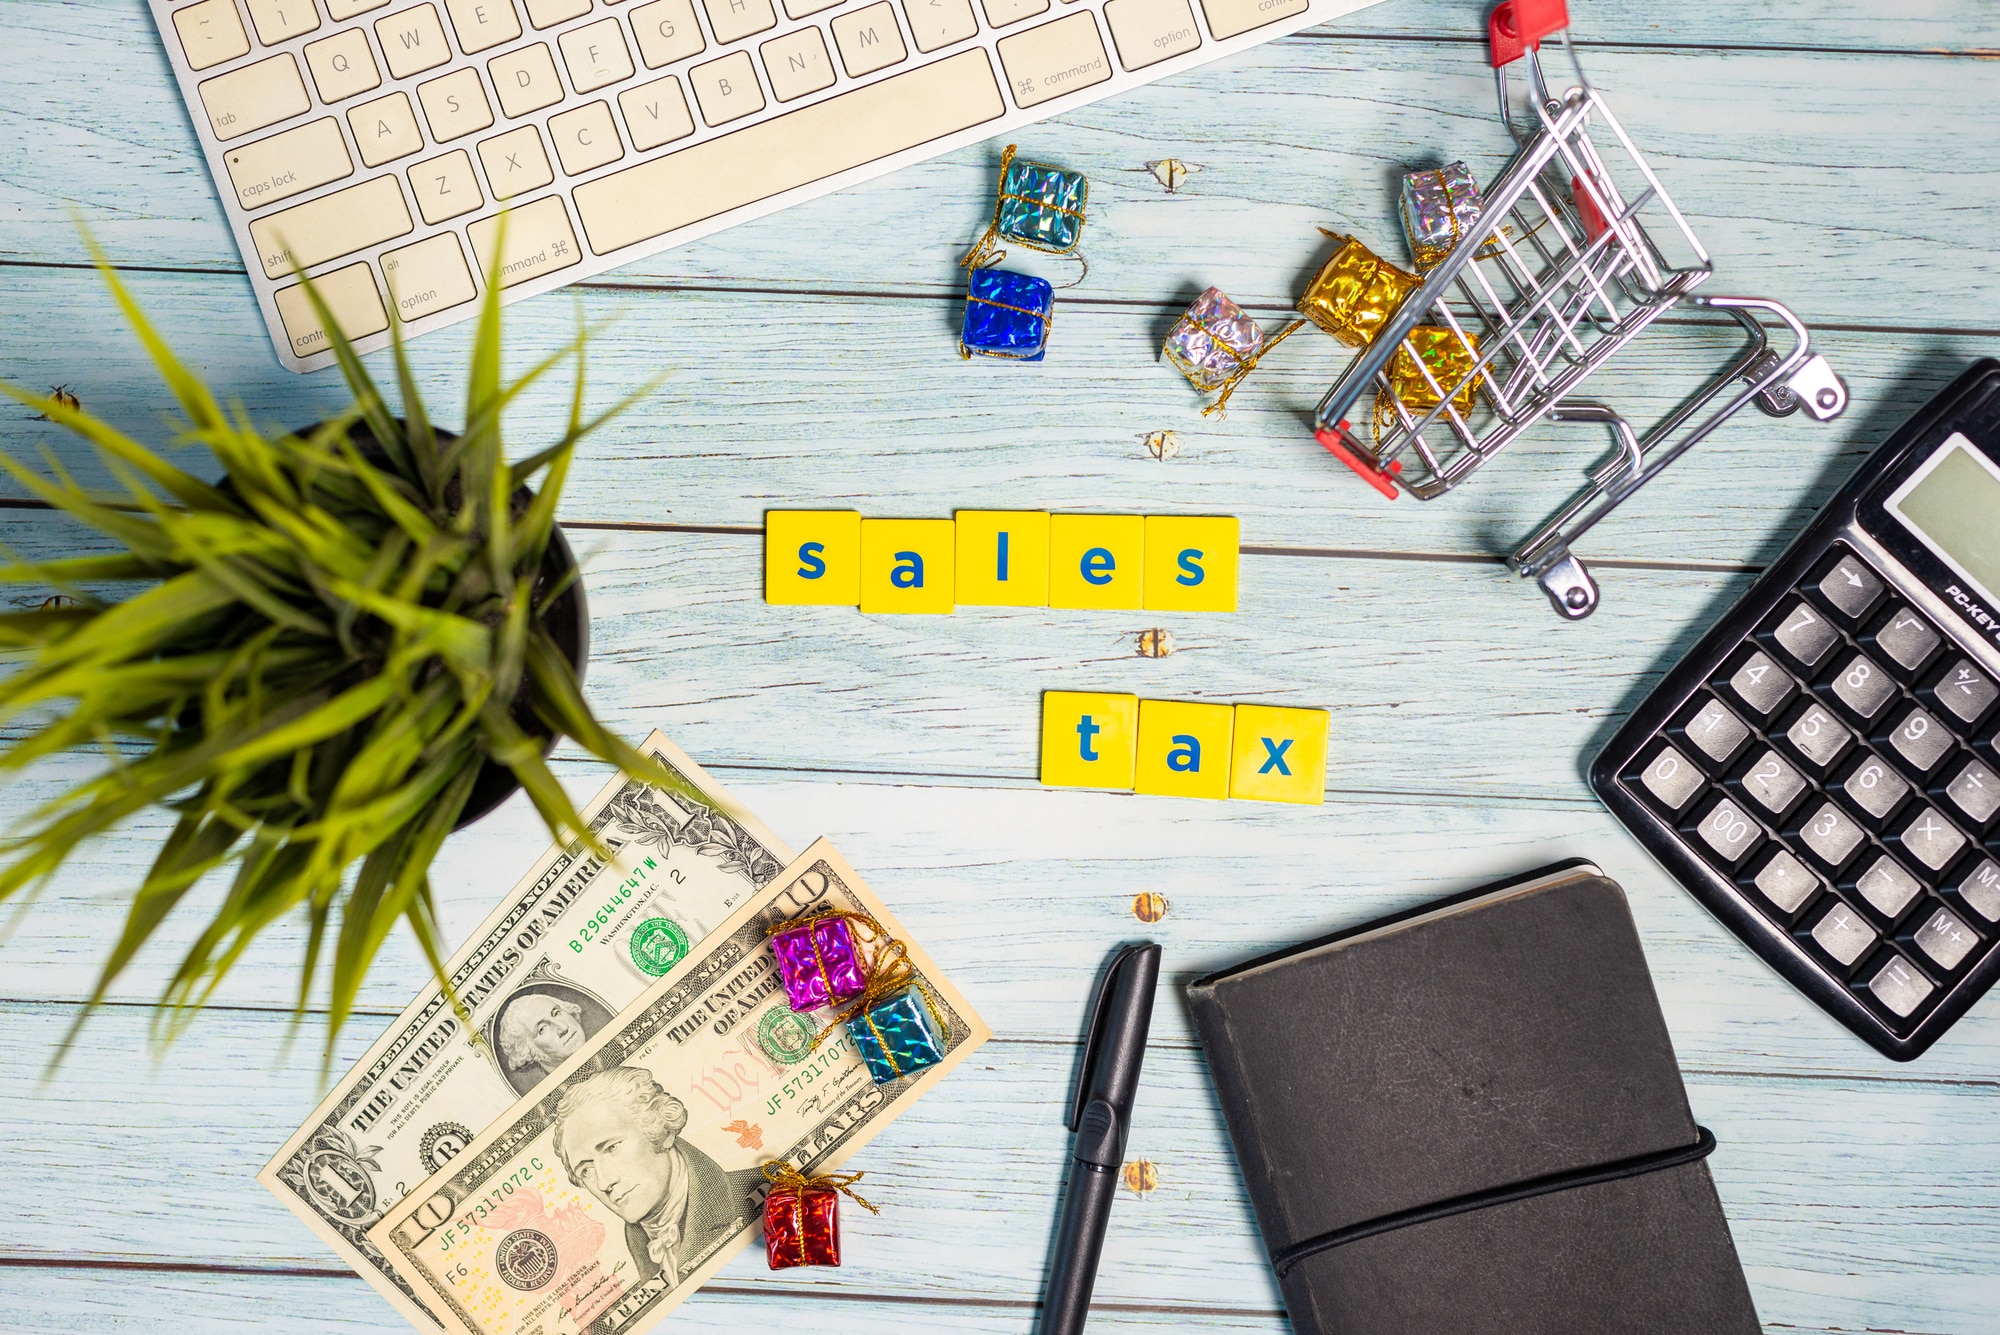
847, 985, 947, 1084
997, 154, 1089, 255
960, 268, 1053, 363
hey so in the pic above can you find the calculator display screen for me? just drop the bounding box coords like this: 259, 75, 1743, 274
1886, 435, 2000, 607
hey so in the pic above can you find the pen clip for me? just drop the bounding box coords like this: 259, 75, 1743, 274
1069, 943, 1144, 1132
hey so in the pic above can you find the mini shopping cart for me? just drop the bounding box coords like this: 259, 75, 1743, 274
1312, 0, 1848, 619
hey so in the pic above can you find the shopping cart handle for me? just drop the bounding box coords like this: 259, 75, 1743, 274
1315, 422, 1402, 500
1489, 0, 1568, 67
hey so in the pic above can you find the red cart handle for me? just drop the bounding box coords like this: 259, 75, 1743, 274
1315, 421, 1402, 500
1489, 0, 1567, 66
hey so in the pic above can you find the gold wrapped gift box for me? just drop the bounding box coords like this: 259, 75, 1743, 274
1296, 235, 1421, 349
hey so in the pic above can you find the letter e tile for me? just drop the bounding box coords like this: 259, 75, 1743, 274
1049, 514, 1144, 610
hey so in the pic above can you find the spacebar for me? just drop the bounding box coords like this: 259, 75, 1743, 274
573, 48, 1006, 255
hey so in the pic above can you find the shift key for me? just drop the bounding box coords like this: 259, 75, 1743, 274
249, 175, 412, 278
997, 11, 1111, 108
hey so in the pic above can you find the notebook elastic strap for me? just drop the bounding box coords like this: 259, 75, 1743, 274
1270, 1126, 1718, 1279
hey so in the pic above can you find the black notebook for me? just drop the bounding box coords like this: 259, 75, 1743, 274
1187, 861, 1760, 1335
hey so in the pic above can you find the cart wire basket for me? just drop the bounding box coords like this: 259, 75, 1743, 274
1312, 0, 1848, 620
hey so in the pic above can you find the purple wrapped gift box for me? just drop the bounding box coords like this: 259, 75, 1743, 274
770, 916, 869, 1011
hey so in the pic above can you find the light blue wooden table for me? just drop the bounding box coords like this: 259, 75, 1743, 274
5, 0, 2000, 1330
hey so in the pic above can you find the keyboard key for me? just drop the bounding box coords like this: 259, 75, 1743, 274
833, 2, 910, 76
1870, 606, 1943, 677
1738, 748, 1808, 817
1913, 904, 1979, 971
417, 67, 495, 142
348, 90, 423, 166
1725, 649, 1793, 719
1840, 753, 1910, 823
329, 0, 391, 15
247, 173, 412, 277
761, 26, 837, 101
1929, 657, 1999, 727
1896, 806, 1968, 872
1884, 705, 1954, 775
1680, 697, 1749, 766
443, 0, 522, 53
174, 0, 251, 71
272, 260, 388, 359
1867, 954, 1934, 1018
1796, 800, 1865, 870
381, 231, 478, 322
1827, 652, 1896, 721
199, 52, 310, 142
479, 124, 554, 198
408, 148, 482, 223
246, 0, 321, 44
548, 100, 625, 174
466, 194, 581, 287
1944, 758, 2000, 826
1770, 600, 1839, 669
702, 0, 780, 41
1817, 554, 1885, 622
1854, 854, 1923, 920
1810, 900, 1875, 967
1198, 0, 1304, 38
631, 0, 708, 67
787, 0, 844, 15
982, 0, 1050, 25
489, 43, 564, 118
1784, 703, 1852, 771
618, 75, 696, 150
221, 118, 353, 210
375, 4, 452, 79
1958, 858, 2000, 923
525, 0, 592, 25
304, 28, 382, 102
1103, 0, 1201, 69
1637, 744, 1703, 812
572, 48, 1003, 254
905, 0, 978, 52
690, 50, 767, 125
561, 17, 636, 93
999, 11, 1111, 107
1690, 796, 1761, 868
1753, 849, 1819, 914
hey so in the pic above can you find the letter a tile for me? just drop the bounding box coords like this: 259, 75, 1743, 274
1142, 515, 1238, 613
1135, 699, 1233, 800
1041, 691, 1138, 789
1229, 704, 1329, 804
860, 518, 955, 614
765, 509, 860, 605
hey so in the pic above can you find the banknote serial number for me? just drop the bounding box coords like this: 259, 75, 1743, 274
567, 857, 671, 954
435, 1156, 549, 1253
765, 1036, 850, 1117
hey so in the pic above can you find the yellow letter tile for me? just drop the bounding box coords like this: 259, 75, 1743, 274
1040, 691, 1138, 790
765, 510, 860, 605
956, 511, 1050, 607
1048, 514, 1144, 610
1229, 704, 1330, 804
860, 519, 956, 614
1135, 698, 1234, 800
1143, 515, 1239, 613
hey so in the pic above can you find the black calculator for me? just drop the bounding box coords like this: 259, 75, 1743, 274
1594, 361, 2000, 1060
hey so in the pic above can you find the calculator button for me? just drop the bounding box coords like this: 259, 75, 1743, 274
1677, 698, 1750, 767
1736, 747, 1809, 817
1724, 650, 1795, 720
1942, 758, 2000, 827
1782, 702, 1852, 771
1794, 800, 1867, 870
1912, 904, 1979, 971
1868, 605, 1944, 678
1854, 854, 1923, 920
1770, 600, 1840, 669
1884, 705, 1955, 776
1691, 796, 1763, 867
1927, 657, 1999, 727
1866, 954, 1934, 1018
1817, 554, 1885, 622
1810, 900, 1876, 967
1636, 744, 1705, 812
1839, 753, 1911, 825
1894, 806, 1967, 872
1957, 858, 2000, 923
1752, 849, 1820, 914
1825, 652, 1897, 722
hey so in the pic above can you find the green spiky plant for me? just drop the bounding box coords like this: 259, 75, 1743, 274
0, 245, 688, 1058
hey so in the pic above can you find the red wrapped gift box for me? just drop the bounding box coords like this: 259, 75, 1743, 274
765, 1182, 841, 1269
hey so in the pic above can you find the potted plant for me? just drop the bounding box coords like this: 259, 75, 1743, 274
0, 250, 691, 1055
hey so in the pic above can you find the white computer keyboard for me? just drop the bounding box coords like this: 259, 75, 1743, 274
152, 0, 1378, 371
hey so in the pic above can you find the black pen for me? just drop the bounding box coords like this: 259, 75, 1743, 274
1039, 941, 1161, 1335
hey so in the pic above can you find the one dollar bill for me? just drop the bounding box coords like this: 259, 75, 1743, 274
367, 839, 990, 1335
259, 732, 792, 1332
